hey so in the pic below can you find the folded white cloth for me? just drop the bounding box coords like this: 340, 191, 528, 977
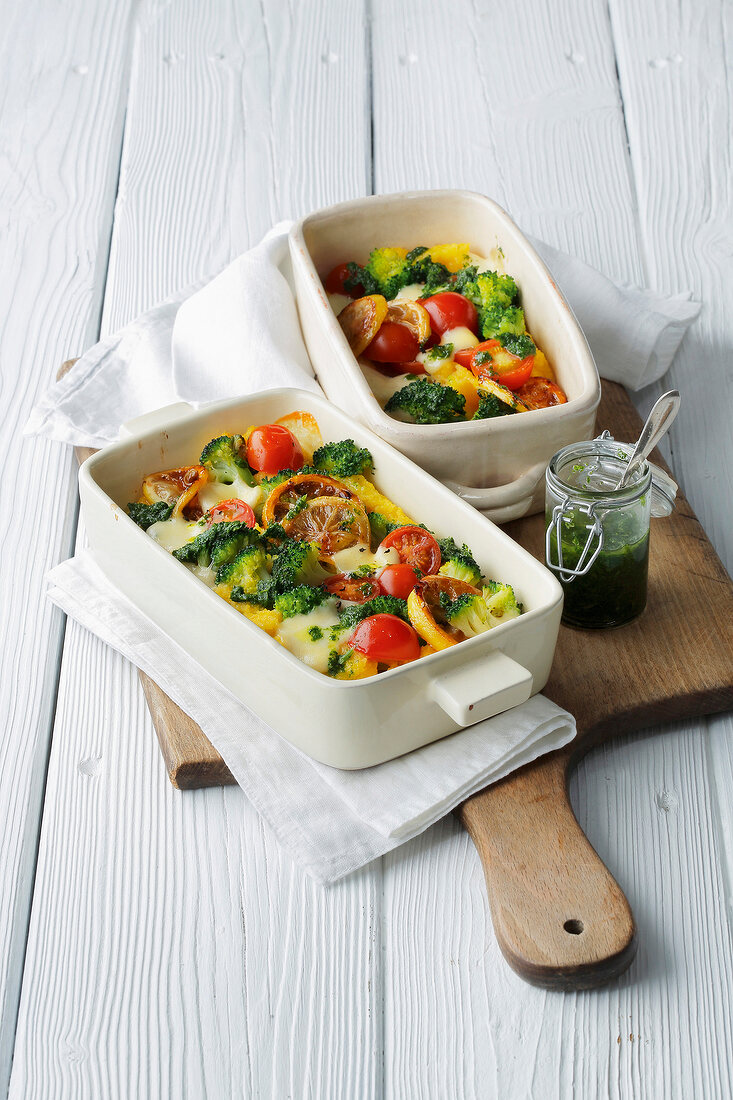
26, 223, 699, 449
47, 553, 575, 883
28, 219, 698, 881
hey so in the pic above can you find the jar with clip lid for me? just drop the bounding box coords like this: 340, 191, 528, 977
544, 432, 676, 630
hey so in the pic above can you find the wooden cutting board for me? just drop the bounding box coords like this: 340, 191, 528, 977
62, 362, 733, 990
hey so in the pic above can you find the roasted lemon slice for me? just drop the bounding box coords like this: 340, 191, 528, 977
142, 465, 209, 517
261, 473, 357, 526
282, 496, 371, 555
386, 299, 431, 345
338, 294, 388, 356
407, 575, 481, 650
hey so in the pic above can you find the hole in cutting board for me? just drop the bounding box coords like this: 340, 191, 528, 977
564, 919, 584, 935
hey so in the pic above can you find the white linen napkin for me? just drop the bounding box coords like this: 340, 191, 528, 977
25, 223, 700, 449
47, 552, 575, 883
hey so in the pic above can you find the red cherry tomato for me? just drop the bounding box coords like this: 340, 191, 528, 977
206, 499, 256, 527
379, 526, 441, 576
457, 340, 535, 391
324, 262, 362, 298
421, 292, 478, 339
364, 321, 420, 364
246, 425, 304, 476
378, 563, 419, 599
348, 614, 421, 664
371, 360, 427, 377
323, 574, 381, 603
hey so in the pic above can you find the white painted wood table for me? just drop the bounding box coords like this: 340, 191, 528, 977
2, 1, 732, 1096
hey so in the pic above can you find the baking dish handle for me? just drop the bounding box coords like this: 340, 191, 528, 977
120, 402, 193, 438
443, 459, 548, 523
429, 650, 533, 726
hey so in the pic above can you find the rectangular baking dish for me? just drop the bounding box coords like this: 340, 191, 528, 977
79, 388, 563, 769
289, 190, 601, 523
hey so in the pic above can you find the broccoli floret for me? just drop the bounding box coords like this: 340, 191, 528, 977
200, 435, 255, 487
490, 305, 527, 340
284, 495, 308, 520
308, 625, 324, 641
500, 332, 536, 359
327, 649, 352, 677
438, 591, 492, 638
128, 501, 173, 530
217, 544, 270, 592
437, 537, 482, 587
385, 377, 466, 425
172, 521, 259, 570
337, 595, 409, 631
482, 581, 522, 624
269, 538, 330, 592
473, 389, 518, 420
455, 270, 526, 342
344, 261, 380, 297
367, 512, 398, 548
274, 585, 330, 620
312, 439, 374, 478
409, 256, 452, 295
259, 465, 316, 490
364, 247, 412, 299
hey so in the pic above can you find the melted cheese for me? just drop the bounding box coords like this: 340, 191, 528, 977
392, 283, 423, 302
330, 542, 400, 575
275, 603, 342, 674
197, 476, 263, 512
148, 516, 203, 551
327, 292, 352, 316
443, 325, 479, 352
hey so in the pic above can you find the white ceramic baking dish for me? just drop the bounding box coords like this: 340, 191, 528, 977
79, 388, 563, 769
289, 190, 601, 523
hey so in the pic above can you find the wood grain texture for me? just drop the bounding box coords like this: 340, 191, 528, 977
0, 2, 135, 1092
9, 2, 379, 1097
373, 0, 733, 1092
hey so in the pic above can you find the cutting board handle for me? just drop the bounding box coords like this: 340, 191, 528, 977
456, 747, 637, 990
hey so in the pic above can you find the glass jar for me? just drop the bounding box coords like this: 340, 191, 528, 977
545, 435, 657, 629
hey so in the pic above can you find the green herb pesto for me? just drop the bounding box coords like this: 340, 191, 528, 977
547, 513, 649, 629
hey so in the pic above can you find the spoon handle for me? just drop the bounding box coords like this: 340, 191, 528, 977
617, 389, 681, 489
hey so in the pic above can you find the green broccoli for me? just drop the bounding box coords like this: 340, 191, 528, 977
500, 332, 536, 359
482, 581, 522, 624
473, 388, 519, 420
128, 501, 173, 530
344, 261, 380, 297
217, 544, 270, 593
327, 649, 352, 677
284, 495, 308, 520
337, 595, 409, 631
385, 377, 466, 425
199, 435, 255, 487
367, 512, 398, 548
172, 521, 259, 571
259, 465, 316, 490
274, 585, 331, 620
312, 439, 374, 478
269, 538, 330, 592
437, 537, 483, 587
365, 247, 413, 299
438, 591, 492, 638
308, 625, 324, 641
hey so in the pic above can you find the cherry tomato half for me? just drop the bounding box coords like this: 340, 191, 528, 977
421, 292, 478, 339
323, 574, 381, 603
378, 563, 419, 600
348, 613, 421, 664
455, 339, 534, 391
324, 262, 362, 298
379, 526, 441, 576
206, 499, 256, 527
246, 424, 304, 476
515, 377, 568, 409
364, 321, 419, 363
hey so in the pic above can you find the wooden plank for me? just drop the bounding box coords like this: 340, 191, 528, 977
0, 0, 135, 1091
9, 2, 378, 1096
371, 0, 733, 1091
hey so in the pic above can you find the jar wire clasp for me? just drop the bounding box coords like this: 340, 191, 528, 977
545, 496, 605, 583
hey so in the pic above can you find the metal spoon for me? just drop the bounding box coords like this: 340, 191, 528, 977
615, 389, 681, 489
